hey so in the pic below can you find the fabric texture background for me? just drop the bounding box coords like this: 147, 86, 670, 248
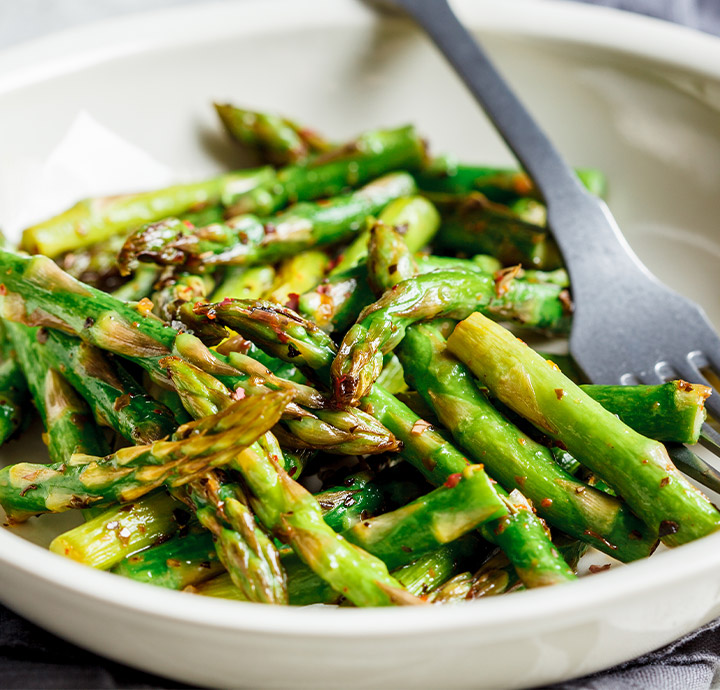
0, 0, 719, 688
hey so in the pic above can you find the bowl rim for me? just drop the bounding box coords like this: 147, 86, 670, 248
2, 0, 720, 638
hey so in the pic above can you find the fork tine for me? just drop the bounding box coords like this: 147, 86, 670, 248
700, 424, 720, 456
637, 370, 667, 386
667, 443, 720, 496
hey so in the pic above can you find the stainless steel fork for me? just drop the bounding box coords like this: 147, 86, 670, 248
366, 0, 720, 488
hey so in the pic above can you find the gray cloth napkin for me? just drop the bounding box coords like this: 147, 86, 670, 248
1, 1, 720, 689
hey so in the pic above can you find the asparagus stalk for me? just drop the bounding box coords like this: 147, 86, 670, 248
0, 390, 290, 522
435, 193, 562, 269
0, 325, 29, 446
185, 471, 287, 604
367, 220, 417, 294
43, 329, 177, 444
5, 322, 110, 463
225, 125, 426, 216
266, 250, 329, 307
215, 104, 332, 165
50, 491, 187, 569
113, 530, 223, 589
345, 465, 506, 570
392, 536, 482, 598
119, 172, 416, 273
580, 381, 709, 445
21, 167, 274, 258
331, 196, 440, 276
397, 322, 657, 560
447, 313, 720, 547
415, 156, 606, 203
315, 471, 385, 533
328, 268, 569, 407
210, 265, 276, 302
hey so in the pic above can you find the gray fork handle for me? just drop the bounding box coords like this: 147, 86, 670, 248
393, 0, 648, 281
392, 0, 584, 205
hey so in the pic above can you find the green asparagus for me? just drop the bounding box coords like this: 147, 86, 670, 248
448, 313, 720, 546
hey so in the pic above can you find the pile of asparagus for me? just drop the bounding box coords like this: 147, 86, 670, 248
0, 104, 717, 607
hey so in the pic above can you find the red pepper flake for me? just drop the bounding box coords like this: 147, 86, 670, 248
514, 475, 526, 487
518, 437, 527, 446
285, 293, 300, 312
540, 498, 553, 508
411, 419, 432, 436
221, 297, 233, 305
659, 477, 670, 488
0, 284, 6, 296
444, 473, 462, 489
183, 220, 195, 229
554, 388, 565, 400
588, 564, 612, 574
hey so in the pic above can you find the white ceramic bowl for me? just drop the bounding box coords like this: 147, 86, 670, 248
2, 1, 720, 688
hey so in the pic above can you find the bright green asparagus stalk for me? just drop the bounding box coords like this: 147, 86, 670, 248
345, 465, 506, 570
397, 322, 657, 561
266, 250, 329, 307
193, 300, 338, 381
367, 220, 417, 294
0, 324, 29, 446
580, 381, 710, 445
50, 491, 187, 569
328, 268, 569, 407
215, 104, 333, 165
21, 167, 274, 258
415, 155, 606, 203
5, 321, 110, 463
314, 471, 386, 533
0, 390, 290, 522
210, 265, 276, 302
186, 471, 287, 604
392, 536, 482, 598
330, 196, 441, 276
435, 193, 562, 269
119, 172, 416, 274
202, 303, 575, 587
448, 313, 720, 547
225, 125, 426, 216
43, 329, 177, 444
298, 263, 375, 334
114, 530, 224, 589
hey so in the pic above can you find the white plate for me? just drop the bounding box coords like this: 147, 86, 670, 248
2, 1, 720, 688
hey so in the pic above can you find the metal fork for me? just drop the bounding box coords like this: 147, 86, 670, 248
365, 0, 720, 489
